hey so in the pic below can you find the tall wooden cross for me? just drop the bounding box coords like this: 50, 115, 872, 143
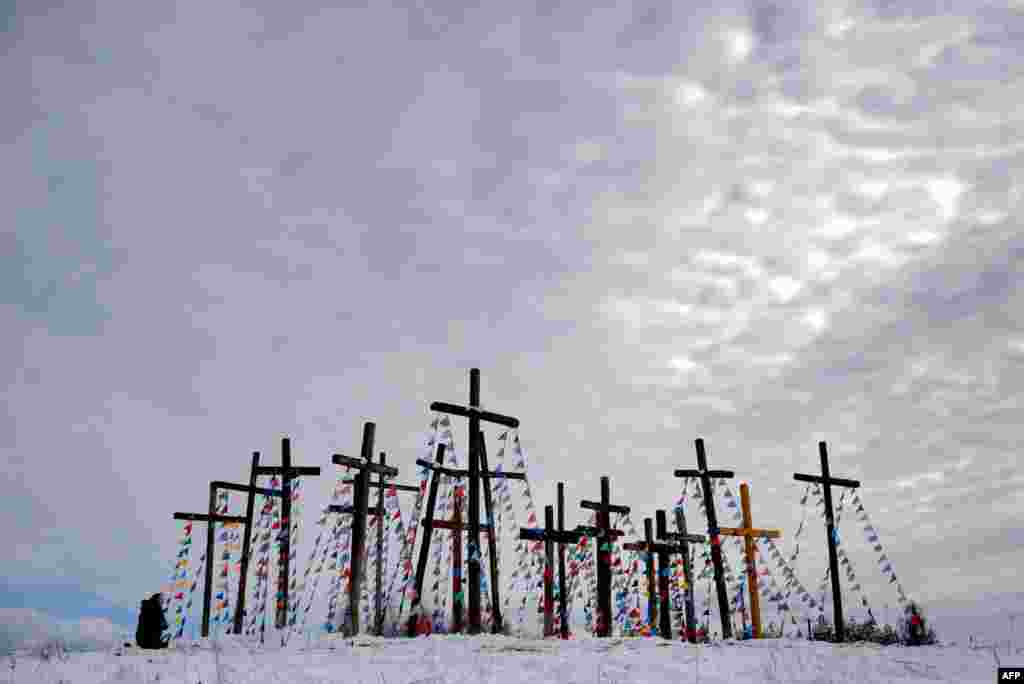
431, 484, 469, 632
337, 452, 419, 635
656, 509, 706, 642
577, 476, 631, 637
793, 441, 860, 642
622, 519, 661, 629
657, 508, 704, 642
556, 483, 571, 639
252, 437, 321, 630
328, 422, 398, 637
674, 437, 736, 639
173, 482, 248, 638
429, 368, 520, 634
718, 482, 781, 638
406, 443, 447, 637
519, 503, 581, 637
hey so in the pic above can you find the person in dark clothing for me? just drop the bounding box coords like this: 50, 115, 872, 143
135, 593, 170, 649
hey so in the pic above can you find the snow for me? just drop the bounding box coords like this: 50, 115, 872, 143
8, 633, 1008, 684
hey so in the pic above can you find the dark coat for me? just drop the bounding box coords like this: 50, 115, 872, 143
135, 594, 170, 649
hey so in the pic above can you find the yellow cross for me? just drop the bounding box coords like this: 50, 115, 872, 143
718, 482, 782, 639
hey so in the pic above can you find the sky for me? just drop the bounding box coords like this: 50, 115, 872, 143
3, 0, 1023, 650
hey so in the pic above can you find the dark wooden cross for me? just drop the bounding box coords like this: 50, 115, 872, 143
622, 519, 661, 630
327, 422, 398, 637
431, 483, 469, 632
519, 502, 582, 637
658, 507, 705, 643
251, 437, 321, 631
793, 441, 860, 642
578, 476, 631, 637
556, 483, 571, 639
173, 482, 248, 638
405, 443, 447, 637
429, 368, 520, 634
718, 482, 781, 639
674, 437, 736, 639
337, 452, 419, 636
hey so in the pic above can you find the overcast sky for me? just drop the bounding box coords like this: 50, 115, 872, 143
4, 0, 1023, 647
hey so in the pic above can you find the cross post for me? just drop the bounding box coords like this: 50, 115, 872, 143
429, 368, 520, 634
520, 502, 581, 637
622, 519, 660, 629
578, 476, 631, 637
660, 507, 705, 642
557, 482, 570, 639
656, 508, 706, 641
252, 437, 321, 631
327, 423, 397, 636
674, 438, 736, 639
173, 483, 248, 638
406, 444, 447, 637
335, 455, 418, 635
793, 441, 860, 642
718, 482, 781, 638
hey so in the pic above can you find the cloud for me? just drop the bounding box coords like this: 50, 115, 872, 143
0, 609, 130, 655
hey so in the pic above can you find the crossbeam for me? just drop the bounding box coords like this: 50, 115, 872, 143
341, 478, 420, 493
332, 454, 399, 477
209, 481, 282, 498
172, 512, 247, 524
577, 475, 630, 637
428, 402, 520, 429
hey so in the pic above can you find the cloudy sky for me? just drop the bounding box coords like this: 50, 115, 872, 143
4, 0, 1023, 647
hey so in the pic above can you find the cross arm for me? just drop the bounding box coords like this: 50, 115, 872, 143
482, 470, 526, 480
430, 520, 491, 532
254, 466, 321, 476
326, 504, 385, 517
718, 527, 781, 539
573, 525, 626, 539
793, 473, 860, 488
660, 531, 707, 544
414, 458, 470, 477
332, 454, 399, 477
580, 500, 631, 515
429, 402, 520, 429
341, 478, 420, 493
520, 528, 581, 544
674, 469, 735, 479
173, 512, 247, 524
211, 481, 283, 498
624, 541, 678, 554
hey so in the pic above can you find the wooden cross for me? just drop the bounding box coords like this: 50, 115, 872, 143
327, 422, 398, 637
429, 368, 520, 634
173, 483, 248, 638
718, 482, 781, 639
430, 484, 470, 632
674, 437, 737, 639
578, 475, 631, 637
251, 437, 321, 631
622, 519, 662, 630
793, 441, 860, 643
520, 502, 582, 637
556, 483, 571, 639
406, 443, 447, 637
336, 452, 419, 636
657, 508, 705, 643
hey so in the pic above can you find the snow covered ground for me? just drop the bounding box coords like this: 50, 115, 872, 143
8, 633, 1011, 684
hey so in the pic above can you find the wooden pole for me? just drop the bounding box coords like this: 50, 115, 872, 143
407, 444, 446, 637
476, 430, 505, 633
202, 483, 217, 638
653, 511, 673, 640
543, 505, 556, 637
346, 422, 375, 636
466, 368, 483, 634
375, 452, 386, 636
278, 438, 291, 630
557, 483, 569, 640
673, 507, 699, 643
451, 486, 465, 633
643, 518, 657, 629
234, 452, 260, 635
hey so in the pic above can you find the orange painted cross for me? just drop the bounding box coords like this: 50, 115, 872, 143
718, 482, 781, 639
